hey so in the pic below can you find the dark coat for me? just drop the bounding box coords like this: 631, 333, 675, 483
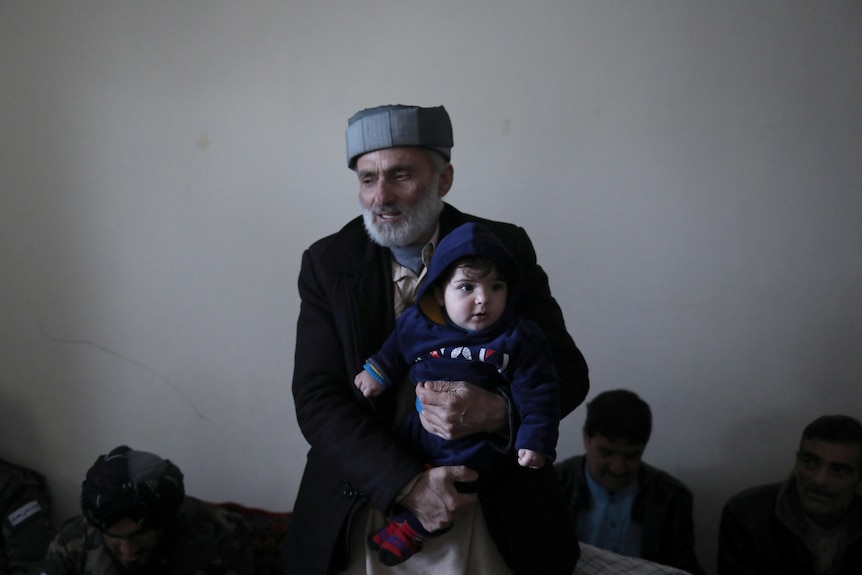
554, 455, 705, 574
718, 479, 862, 575
284, 204, 589, 574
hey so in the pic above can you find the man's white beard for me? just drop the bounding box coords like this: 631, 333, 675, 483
361, 180, 444, 247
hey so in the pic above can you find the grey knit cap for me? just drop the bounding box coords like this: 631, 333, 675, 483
345, 105, 453, 169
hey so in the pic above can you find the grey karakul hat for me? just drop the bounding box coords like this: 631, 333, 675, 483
346, 104, 453, 169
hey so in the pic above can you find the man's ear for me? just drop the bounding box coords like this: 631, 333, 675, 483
437, 163, 454, 198
855, 449, 862, 496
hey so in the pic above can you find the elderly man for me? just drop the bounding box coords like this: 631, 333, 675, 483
1, 455, 53, 574
40, 445, 254, 575
283, 104, 590, 575
718, 414, 862, 575
555, 390, 704, 574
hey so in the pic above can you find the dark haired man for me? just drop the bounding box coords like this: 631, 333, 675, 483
40, 445, 254, 575
718, 414, 862, 575
555, 390, 704, 574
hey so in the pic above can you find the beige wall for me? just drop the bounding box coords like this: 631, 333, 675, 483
2, 2, 861, 572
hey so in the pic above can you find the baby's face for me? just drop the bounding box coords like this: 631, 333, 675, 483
437, 265, 507, 331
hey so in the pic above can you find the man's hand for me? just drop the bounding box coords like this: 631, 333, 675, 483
415, 380, 508, 440
398, 466, 479, 532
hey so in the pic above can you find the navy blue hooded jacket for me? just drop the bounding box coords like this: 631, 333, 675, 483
364, 222, 561, 473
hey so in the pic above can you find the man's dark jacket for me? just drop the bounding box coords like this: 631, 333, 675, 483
554, 455, 704, 574
718, 478, 862, 575
283, 204, 589, 574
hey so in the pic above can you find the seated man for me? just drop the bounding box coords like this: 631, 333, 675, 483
718, 414, 862, 575
1, 455, 53, 574
40, 445, 254, 575
555, 390, 704, 574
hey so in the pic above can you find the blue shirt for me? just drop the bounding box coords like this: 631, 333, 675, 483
577, 468, 642, 557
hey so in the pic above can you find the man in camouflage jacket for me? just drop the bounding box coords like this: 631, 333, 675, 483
39, 446, 254, 575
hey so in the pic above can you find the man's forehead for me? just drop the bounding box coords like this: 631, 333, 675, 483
800, 438, 862, 468
102, 518, 149, 539
589, 434, 646, 454
356, 147, 432, 171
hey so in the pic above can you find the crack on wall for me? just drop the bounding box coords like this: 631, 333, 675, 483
37, 323, 210, 422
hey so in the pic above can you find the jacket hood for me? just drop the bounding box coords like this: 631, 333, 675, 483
417, 222, 521, 323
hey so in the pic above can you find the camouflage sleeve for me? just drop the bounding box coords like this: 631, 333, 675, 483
209, 505, 256, 575
38, 517, 106, 575
36, 537, 73, 575
0, 462, 54, 575
42, 499, 257, 575
177, 498, 256, 575
220, 533, 255, 575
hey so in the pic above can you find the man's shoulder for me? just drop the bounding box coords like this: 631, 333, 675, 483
305, 215, 368, 255
48, 515, 102, 556
177, 497, 255, 552
0, 456, 46, 488
721, 482, 785, 527
555, 454, 585, 471
172, 498, 254, 572
179, 496, 244, 531
440, 205, 525, 240
726, 481, 783, 509
42, 516, 110, 575
0, 456, 51, 520
554, 455, 586, 485
640, 461, 695, 495
299, 216, 389, 284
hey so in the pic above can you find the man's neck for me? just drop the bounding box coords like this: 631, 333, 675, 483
806, 511, 847, 531
584, 467, 638, 499
389, 245, 425, 275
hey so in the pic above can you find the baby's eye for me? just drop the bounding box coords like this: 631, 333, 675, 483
491, 282, 506, 292
458, 284, 475, 293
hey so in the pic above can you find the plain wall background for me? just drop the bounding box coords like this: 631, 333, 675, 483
2, 1, 860, 572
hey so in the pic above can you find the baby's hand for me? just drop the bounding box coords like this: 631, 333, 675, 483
354, 371, 384, 397
517, 449, 546, 469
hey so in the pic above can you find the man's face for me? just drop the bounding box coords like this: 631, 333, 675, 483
102, 517, 165, 572
356, 147, 452, 247
582, 432, 645, 493
794, 438, 862, 528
